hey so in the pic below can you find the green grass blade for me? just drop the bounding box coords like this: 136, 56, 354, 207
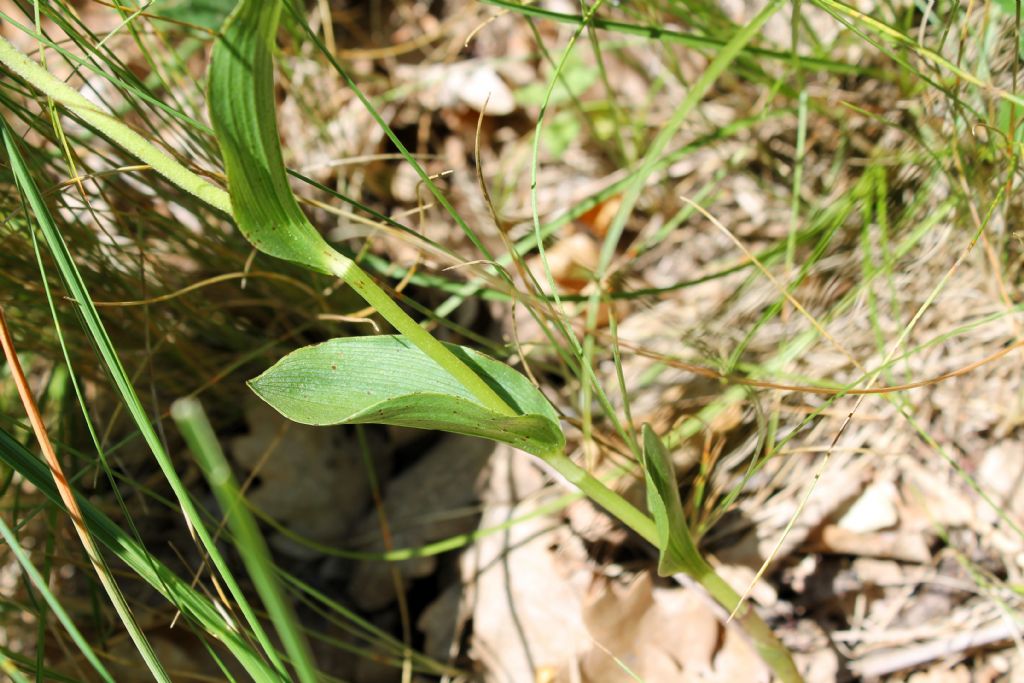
172, 398, 320, 683
483, 0, 864, 75
0, 516, 115, 683
0, 426, 282, 681
0, 118, 289, 680
593, 0, 786, 277
4, 124, 172, 683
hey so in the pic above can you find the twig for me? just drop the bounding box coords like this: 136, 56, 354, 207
851, 619, 1021, 678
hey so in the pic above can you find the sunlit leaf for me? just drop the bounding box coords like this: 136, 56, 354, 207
208, 0, 337, 273
640, 424, 703, 576
250, 335, 565, 456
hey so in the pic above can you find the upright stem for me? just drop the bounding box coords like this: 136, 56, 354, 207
544, 451, 658, 543
698, 571, 803, 683
331, 256, 515, 417
546, 450, 803, 683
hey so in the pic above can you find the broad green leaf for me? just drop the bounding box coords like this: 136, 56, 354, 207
208, 0, 336, 273
249, 336, 565, 457
640, 424, 703, 576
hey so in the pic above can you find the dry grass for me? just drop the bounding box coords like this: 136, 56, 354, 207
2, 0, 1024, 680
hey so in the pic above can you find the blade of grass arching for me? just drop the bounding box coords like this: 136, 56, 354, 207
562, 0, 786, 456
0, 515, 114, 683
786, 89, 809, 274
0, 649, 31, 683
813, 0, 1024, 109
0, 426, 283, 680
0, 119, 290, 680
431, 110, 781, 316
353, 426, 413, 682
171, 398, 320, 683
589, 0, 786, 282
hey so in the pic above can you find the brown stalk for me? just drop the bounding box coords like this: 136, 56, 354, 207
0, 306, 120, 603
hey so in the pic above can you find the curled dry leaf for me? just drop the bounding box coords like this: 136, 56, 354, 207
573, 573, 770, 682
463, 447, 592, 682
527, 230, 601, 294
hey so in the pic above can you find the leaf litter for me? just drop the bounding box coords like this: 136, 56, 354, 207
3, 0, 1024, 680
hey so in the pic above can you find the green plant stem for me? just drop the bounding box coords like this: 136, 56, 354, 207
698, 569, 803, 682
335, 258, 515, 416
544, 452, 657, 543
546, 450, 801, 682
0, 35, 230, 213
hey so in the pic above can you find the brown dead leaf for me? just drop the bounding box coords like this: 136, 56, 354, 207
528, 231, 600, 294
348, 433, 493, 611
464, 446, 592, 682
230, 397, 385, 558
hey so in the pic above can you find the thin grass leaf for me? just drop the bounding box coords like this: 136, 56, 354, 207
483, 0, 865, 75
0, 119, 289, 681
249, 335, 565, 457
172, 398, 320, 683
0, 516, 114, 683
0, 427, 282, 681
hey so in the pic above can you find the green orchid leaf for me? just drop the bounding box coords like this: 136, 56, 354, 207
208, 0, 336, 273
249, 336, 565, 456
640, 424, 704, 576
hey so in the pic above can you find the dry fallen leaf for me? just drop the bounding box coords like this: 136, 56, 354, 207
463, 447, 592, 682
230, 397, 385, 558
395, 61, 516, 115
348, 434, 494, 611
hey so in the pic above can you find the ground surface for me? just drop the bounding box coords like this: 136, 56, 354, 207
2, 0, 1024, 681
